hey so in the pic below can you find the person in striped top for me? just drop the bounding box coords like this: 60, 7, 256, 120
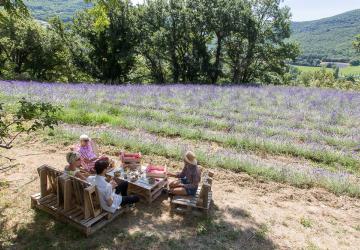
77, 134, 101, 173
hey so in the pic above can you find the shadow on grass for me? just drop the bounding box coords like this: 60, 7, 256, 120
10, 195, 277, 250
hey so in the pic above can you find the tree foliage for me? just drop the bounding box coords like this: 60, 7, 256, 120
0, 10, 92, 81
354, 34, 360, 54
0, 0, 299, 84
0, 98, 60, 149
0, 0, 28, 15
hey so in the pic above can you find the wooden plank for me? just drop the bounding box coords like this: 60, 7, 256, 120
83, 212, 109, 227
47, 199, 58, 207
40, 195, 57, 206
39, 169, 48, 198
63, 179, 74, 212
34, 202, 88, 235
73, 213, 85, 222
72, 179, 82, 206
65, 207, 79, 217
69, 209, 83, 220
150, 182, 165, 196
79, 216, 94, 225
150, 187, 163, 203
39, 194, 53, 204
31, 193, 41, 209
83, 189, 92, 220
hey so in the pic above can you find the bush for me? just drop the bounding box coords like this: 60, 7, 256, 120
297, 67, 335, 87
350, 59, 360, 66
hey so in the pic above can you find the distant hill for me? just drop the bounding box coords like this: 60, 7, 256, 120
291, 9, 360, 62
24, 0, 91, 22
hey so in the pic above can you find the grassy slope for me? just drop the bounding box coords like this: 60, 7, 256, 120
290, 9, 360, 60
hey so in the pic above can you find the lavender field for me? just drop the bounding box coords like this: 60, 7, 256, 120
1, 81, 360, 196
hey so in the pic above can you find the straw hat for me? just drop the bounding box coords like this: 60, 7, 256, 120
66, 151, 81, 164
184, 151, 197, 165
80, 134, 90, 141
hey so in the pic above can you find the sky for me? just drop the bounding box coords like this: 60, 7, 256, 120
282, 0, 360, 21
132, 0, 360, 22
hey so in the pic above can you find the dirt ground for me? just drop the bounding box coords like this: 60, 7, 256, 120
0, 138, 360, 250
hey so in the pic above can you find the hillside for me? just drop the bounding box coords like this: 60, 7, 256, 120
291, 9, 360, 62
24, 0, 91, 22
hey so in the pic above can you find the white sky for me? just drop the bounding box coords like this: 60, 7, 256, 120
282, 0, 360, 21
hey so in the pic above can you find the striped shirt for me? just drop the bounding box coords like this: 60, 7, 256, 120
78, 144, 97, 172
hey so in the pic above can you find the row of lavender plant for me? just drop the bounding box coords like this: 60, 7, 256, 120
1, 81, 360, 171
50, 125, 360, 197
59, 107, 360, 173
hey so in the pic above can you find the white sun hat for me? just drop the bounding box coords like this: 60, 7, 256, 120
80, 134, 90, 141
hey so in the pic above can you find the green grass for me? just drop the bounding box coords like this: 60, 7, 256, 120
255, 223, 269, 240
341, 66, 360, 75
295, 65, 360, 76
300, 217, 313, 228
58, 106, 360, 174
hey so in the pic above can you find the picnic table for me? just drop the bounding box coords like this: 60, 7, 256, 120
107, 166, 168, 204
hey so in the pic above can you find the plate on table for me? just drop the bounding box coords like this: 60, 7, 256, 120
107, 167, 122, 177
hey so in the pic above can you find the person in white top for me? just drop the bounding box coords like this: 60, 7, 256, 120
88, 159, 139, 213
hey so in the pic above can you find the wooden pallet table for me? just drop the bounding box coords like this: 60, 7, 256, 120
127, 177, 168, 204
107, 167, 168, 204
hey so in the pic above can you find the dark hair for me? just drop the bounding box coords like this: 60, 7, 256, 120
95, 160, 109, 175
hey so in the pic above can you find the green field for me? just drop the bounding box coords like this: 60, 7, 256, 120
295, 65, 360, 76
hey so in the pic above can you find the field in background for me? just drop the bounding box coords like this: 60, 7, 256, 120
295, 65, 360, 76
1, 81, 360, 197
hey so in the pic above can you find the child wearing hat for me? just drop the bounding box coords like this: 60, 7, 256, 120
168, 151, 201, 196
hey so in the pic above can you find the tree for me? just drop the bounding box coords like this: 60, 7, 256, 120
74, 0, 139, 83
0, 98, 60, 149
136, 0, 169, 83
0, 11, 90, 82
201, 0, 235, 83
0, 0, 28, 16
354, 34, 360, 53
222, 0, 299, 84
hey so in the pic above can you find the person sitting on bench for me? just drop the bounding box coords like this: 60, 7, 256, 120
87, 159, 140, 213
168, 151, 201, 196
72, 134, 108, 173
64, 151, 90, 181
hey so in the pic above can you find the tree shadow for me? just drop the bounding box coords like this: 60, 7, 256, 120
9, 194, 278, 250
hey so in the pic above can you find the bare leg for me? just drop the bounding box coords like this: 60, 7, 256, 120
169, 187, 187, 196
169, 180, 182, 188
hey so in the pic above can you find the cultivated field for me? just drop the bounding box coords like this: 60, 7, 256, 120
1, 81, 360, 249
295, 65, 360, 76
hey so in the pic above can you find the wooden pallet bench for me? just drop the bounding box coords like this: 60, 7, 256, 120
31, 165, 127, 236
170, 170, 214, 216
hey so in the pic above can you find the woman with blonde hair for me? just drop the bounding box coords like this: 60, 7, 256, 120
64, 151, 90, 181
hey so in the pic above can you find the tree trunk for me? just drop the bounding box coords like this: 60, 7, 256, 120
211, 33, 223, 84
